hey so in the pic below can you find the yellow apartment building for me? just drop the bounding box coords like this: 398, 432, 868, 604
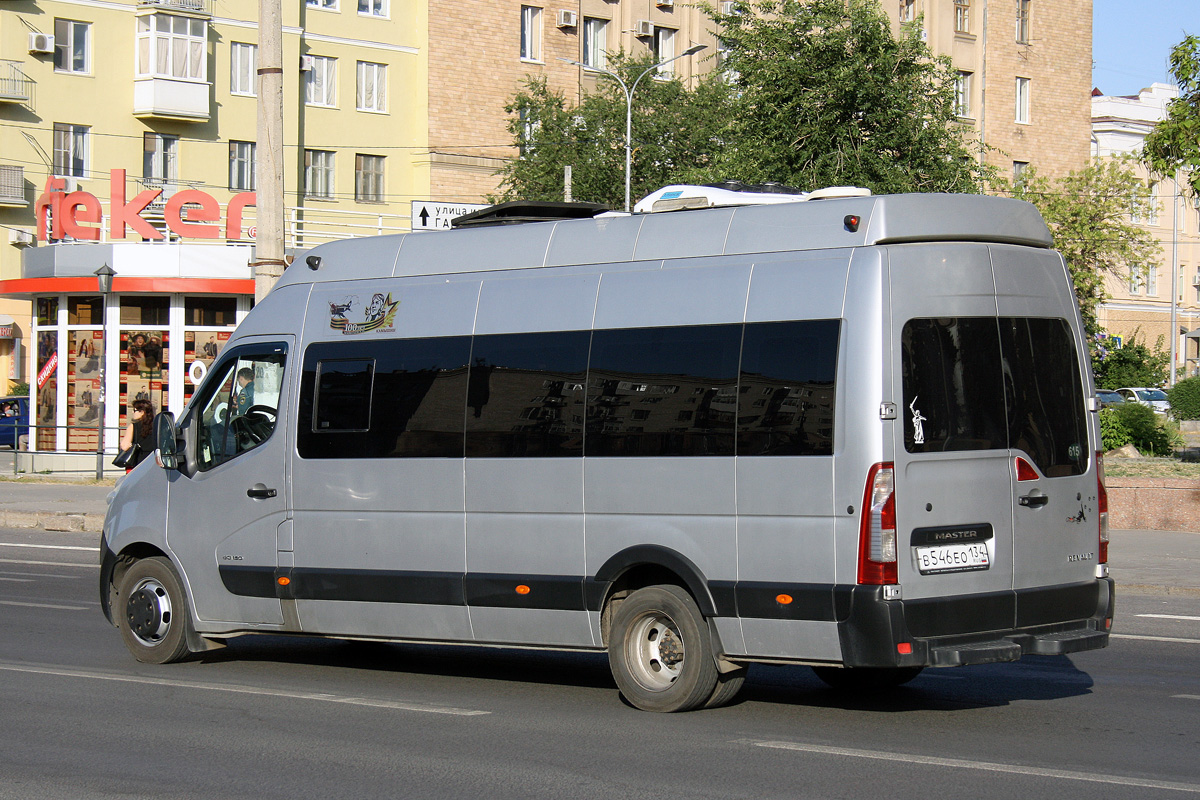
1093, 84, 1200, 381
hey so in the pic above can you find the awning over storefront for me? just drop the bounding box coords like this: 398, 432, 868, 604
0, 313, 14, 338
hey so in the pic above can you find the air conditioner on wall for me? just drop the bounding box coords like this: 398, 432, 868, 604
556, 9, 578, 28
8, 229, 34, 247
52, 176, 80, 193
300, 55, 315, 72
635, 20, 656, 37
657, 0, 674, 8
28, 33, 55, 54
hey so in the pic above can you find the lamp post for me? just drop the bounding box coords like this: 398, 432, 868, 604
561, 43, 707, 212
94, 263, 115, 481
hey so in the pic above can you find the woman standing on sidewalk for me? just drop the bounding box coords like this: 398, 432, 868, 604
118, 398, 157, 472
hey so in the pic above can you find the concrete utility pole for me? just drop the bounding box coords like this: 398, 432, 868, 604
254, 0, 287, 302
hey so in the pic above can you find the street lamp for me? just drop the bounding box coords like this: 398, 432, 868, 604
94, 263, 115, 481
560, 43, 707, 212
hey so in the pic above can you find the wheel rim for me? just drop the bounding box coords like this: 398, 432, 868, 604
125, 577, 173, 646
624, 610, 686, 692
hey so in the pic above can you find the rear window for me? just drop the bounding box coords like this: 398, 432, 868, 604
902, 317, 1088, 476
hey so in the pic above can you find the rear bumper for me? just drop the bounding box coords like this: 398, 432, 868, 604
836, 577, 1114, 668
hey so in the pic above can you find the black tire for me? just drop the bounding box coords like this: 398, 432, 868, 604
703, 665, 748, 709
117, 557, 194, 664
811, 665, 924, 690
608, 585, 720, 712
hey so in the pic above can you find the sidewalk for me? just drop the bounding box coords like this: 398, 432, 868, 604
1, 477, 1197, 596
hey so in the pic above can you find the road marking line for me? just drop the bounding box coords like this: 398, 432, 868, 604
0, 543, 99, 552
1111, 633, 1200, 644
745, 740, 1200, 794
1174, 695, 1200, 701
0, 577, 34, 583
0, 558, 97, 569
0, 600, 90, 610
1136, 614, 1200, 622
0, 570, 83, 579
0, 663, 491, 717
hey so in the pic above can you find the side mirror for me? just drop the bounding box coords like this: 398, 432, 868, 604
155, 411, 180, 471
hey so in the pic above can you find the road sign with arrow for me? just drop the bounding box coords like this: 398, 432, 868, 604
410, 201, 488, 231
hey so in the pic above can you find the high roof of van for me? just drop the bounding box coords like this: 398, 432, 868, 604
278, 193, 1054, 288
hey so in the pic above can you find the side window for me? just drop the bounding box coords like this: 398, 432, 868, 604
195, 349, 286, 471
586, 324, 741, 457
738, 320, 839, 456
315, 358, 374, 432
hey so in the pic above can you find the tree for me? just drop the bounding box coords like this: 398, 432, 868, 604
1093, 333, 1170, 390
1003, 159, 1160, 336
494, 55, 732, 206
707, 0, 988, 193
1141, 34, 1200, 197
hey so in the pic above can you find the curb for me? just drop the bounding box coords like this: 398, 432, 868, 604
1, 511, 104, 533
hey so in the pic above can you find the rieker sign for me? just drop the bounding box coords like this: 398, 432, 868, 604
35, 169, 256, 243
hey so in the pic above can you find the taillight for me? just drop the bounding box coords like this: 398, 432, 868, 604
1097, 451, 1109, 564
858, 462, 898, 585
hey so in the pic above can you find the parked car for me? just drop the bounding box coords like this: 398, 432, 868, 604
1116, 387, 1170, 414
0, 396, 29, 449
1096, 389, 1125, 408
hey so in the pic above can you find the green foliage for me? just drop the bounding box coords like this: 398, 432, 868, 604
496, 0, 991, 204
1092, 332, 1170, 390
1003, 159, 1160, 337
1110, 402, 1182, 456
1167, 376, 1200, 420
6, 381, 28, 397
1141, 34, 1200, 197
1098, 407, 1131, 451
706, 0, 989, 193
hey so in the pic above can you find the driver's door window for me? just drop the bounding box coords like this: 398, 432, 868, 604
197, 350, 286, 471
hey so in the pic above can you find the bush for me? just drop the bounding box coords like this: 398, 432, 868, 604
1093, 333, 1169, 390
1110, 402, 1183, 456
6, 381, 28, 397
1167, 376, 1200, 420
1099, 407, 1132, 451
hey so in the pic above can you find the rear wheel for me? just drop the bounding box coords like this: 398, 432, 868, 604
812, 665, 924, 690
117, 557, 194, 664
608, 585, 720, 712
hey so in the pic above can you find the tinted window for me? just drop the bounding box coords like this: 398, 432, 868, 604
299, 337, 470, 459
314, 359, 374, 432
465, 330, 590, 457
738, 320, 839, 456
586, 325, 741, 457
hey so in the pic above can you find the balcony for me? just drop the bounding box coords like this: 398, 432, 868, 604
133, 77, 210, 122
0, 60, 34, 105
0, 165, 27, 207
137, 0, 212, 16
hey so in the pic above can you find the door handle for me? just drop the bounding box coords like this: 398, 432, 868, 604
247, 484, 277, 499
1018, 493, 1049, 508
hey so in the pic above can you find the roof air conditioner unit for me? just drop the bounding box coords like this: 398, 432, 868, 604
29, 33, 55, 55
8, 229, 34, 247
635, 20, 656, 38
657, 0, 674, 8
300, 55, 315, 72
556, 9, 578, 28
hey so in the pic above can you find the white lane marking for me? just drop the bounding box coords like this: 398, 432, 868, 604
0, 600, 91, 610
747, 740, 1200, 794
0, 663, 491, 717
0, 543, 99, 552
1112, 633, 1200, 644
1174, 695, 1200, 701
0, 570, 83, 579
1136, 614, 1200, 622
0, 577, 34, 583
0, 558, 97, 569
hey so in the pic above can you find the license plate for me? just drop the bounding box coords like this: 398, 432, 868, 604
916, 543, 990, 574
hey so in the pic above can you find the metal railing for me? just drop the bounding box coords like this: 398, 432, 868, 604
137, 0, 213, 15
9, 423, 123, 477
0, 60, 34, 103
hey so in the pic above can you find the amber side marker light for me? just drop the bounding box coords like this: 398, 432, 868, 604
776, 594, 793, 605
515, 584, 531, 595
277, 577, 291, 586
844, 214, 861, 232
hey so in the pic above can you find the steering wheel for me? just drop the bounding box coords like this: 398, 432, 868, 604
230, 405, 277, 447
244, 404, 277, 423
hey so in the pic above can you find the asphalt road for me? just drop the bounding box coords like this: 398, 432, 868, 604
2, 527, 1199, 800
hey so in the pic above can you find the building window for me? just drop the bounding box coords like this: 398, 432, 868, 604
653, 27, 676, 76
358, 0, 386, 16
54, 19, 90, 74
143, 133, 178, 187
1128, 268, 1141, 295
954, 71, 972, 118
52, 123, 88, 178
355, 154, 384, 202
305, 149, 335, 198
356, 61, 387, 112
583, 18, 608, 69
1016, 0, 1031, 43
1147, 181, 1159, 225
231, 42, 257, 96
1147, 265, 1158, 296
229, 141, 255, 191
305, 56, 337, 107
954, 0, 970, 33
306, 0, 338, 9
137, 14, 207, 81
520, 6, 542, 62
899, 0, 915, 22
1015, 76, 1030, 123
1013, 161, 1029, 183
517, 104, 539, 155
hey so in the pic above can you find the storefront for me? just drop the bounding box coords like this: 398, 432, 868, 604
0, 242, 254, 454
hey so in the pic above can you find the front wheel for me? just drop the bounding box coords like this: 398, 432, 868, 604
117, 556, 194, 664
608, 585, 720, 712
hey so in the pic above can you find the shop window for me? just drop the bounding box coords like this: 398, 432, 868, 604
185, 297, 237, 327
38, 298, 59, 327
67, 329, 103, 452
68, 296, 103, 326
120, 296, 169, 326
